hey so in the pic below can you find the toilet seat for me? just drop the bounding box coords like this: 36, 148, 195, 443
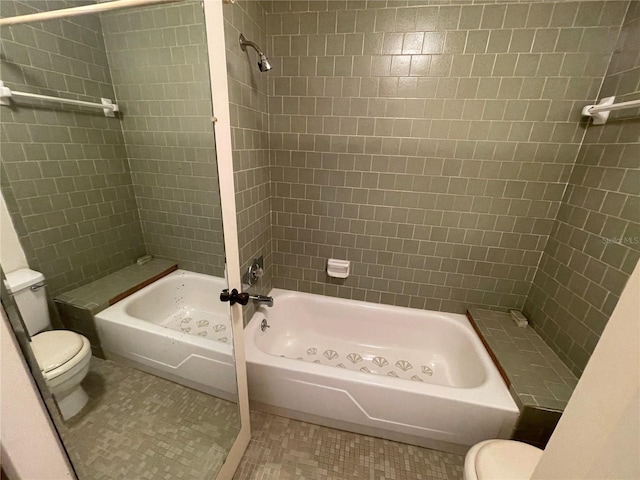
465, 439, 543, 480
30, 331, 91, 381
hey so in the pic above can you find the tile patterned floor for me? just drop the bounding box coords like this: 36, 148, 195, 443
54, 358, 463, 479
57, 357, 240, 480
233, 411, 464, 480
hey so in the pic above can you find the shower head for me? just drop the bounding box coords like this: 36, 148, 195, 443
258, 53, 272, 72
239, 33, 272, 73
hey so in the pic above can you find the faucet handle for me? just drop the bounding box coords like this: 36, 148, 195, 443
252, 266, 264, 279
244, 256, 265, 287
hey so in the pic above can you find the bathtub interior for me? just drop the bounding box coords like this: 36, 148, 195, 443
123, 271, 232, 344
254, 291, 487, 388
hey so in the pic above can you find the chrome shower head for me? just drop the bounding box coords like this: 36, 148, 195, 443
239, 33, 271, 73
258, 53, 272, 72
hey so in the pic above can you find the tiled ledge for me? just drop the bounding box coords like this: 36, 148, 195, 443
467, 308, 578, 412
55, 258, 177, 314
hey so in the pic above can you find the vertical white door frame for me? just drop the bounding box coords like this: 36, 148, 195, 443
202, 1, 252, 478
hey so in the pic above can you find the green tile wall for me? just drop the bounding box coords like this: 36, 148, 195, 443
524, 2, 639, 376
0, 0, 146, 296
101, 2, 225, 277
223, 0, 273, 307
265, 0, 629, 313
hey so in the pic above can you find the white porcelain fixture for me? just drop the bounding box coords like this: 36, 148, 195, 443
245, 289, 519, 454
464, 439, 543, 480
95, 270, 237, 402
5, 269, 92, 420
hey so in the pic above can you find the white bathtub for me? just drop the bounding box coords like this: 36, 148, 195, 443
246, 289, 519, 453
95, 270, 237, 402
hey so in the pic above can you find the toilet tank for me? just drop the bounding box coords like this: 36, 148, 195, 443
4, 268, 51, 336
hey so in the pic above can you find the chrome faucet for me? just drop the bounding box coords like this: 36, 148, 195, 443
250, 294, 274, 307
220, 289, 273, 307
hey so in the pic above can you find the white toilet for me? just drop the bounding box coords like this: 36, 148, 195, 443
464, 439, 543, 480
5, 268, 92, 420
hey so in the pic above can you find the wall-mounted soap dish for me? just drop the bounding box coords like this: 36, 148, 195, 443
327, 258, 350, 278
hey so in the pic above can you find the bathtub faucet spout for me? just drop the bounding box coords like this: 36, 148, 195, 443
250, 294, 274, 307
220, 288, 273, 307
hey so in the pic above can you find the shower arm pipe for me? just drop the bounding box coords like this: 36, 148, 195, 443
239, 34, 266, 56
0, 0, 182, 26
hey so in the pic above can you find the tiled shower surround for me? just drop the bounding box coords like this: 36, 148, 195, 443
266, 0, 629, 313
0, 0, 225, 296
225, 0, 638, 372
524, 3, 640, 376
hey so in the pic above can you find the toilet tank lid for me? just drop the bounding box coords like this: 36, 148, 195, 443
4, 269, 45, 293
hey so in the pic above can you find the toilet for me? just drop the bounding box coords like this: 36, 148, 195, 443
464, 439, 543, 480
5, 268, 92, 420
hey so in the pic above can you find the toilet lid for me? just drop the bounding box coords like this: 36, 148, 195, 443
30, 331, 84, 373
476, 440, 543, 480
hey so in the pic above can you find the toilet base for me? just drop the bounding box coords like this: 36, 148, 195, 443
56, 386, 89, 420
